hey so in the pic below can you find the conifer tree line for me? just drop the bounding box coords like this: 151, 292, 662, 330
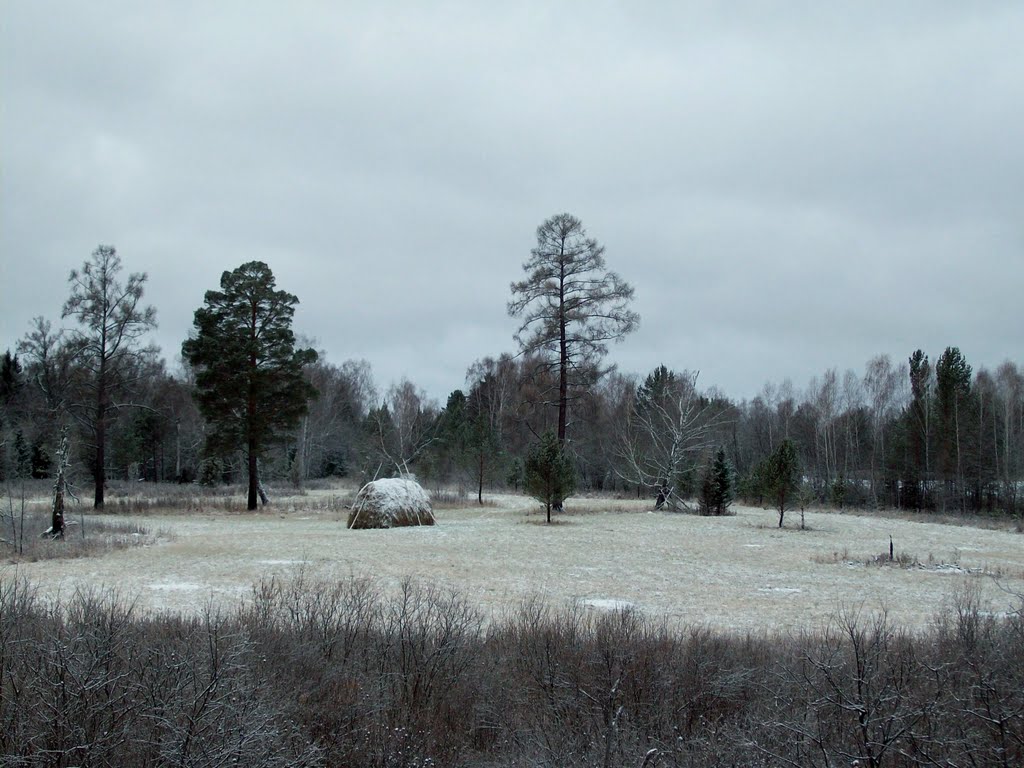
2, 240, 1022, 516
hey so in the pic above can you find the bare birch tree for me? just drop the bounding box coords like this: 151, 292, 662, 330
995, 362, 1023, 515
613, 368, 720, 510
291, 357, 376, 483
17, 317, 75, 419
367, 379, 437, 478
863, 354, 904, 507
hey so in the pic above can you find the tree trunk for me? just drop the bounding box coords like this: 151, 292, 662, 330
553, 257, 568, 514
94, 358, 106, 508
557, 265, 568, 446
256, 465, 269, 506
477, 451, 484, 505
247, 300, 259, 510
247, 445, 258, 510
48, 429, 71, 539
51, 478, 65, 538
298, 417, 307, 484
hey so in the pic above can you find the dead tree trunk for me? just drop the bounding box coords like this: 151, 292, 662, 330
256, 460, 269, 506
45, 428, 74, 539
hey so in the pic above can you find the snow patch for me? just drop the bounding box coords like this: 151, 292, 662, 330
582, 598, 636, 611
929, 564, 976, 575
758, 587, 802, 595
148, 582, 203, 592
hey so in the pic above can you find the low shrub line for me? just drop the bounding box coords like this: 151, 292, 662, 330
1, 574, 1021, 767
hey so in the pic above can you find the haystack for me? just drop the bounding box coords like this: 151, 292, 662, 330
347, 477, 435, 529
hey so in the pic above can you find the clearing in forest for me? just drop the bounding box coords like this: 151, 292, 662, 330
7, 489, 1023, 633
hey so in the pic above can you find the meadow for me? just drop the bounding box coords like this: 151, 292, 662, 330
7, 481, 1023, 631
3, 482, 1023, 766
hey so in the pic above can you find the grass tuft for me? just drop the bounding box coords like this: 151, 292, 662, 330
1, 509, 164, 563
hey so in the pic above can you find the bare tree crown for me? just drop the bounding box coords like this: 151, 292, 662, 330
62, 245, 157, 370
508, 213, 638, 368
508, 213, 639, 448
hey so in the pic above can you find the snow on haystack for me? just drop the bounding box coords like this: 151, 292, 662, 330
347, 477, 435, 529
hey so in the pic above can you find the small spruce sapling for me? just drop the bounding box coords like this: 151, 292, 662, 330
699, 447, 734, 516
506, 456, 525, 492
524, 431, 575, 524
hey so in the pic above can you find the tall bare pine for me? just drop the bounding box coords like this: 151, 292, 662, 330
508, 213, 638, 447
62, 246, 156, 508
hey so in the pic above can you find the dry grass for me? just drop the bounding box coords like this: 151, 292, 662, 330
429, 488, 498, 509
826, 502, 1024, 534
1, 509, 164, 564
7, 487, 1023, 633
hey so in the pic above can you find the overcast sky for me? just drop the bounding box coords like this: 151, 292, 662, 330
3, 2, 1021, 406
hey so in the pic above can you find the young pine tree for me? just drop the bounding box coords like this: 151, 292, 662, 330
763, 439, 800, 528
524, 431, 575, 524
699, 447, 734, 516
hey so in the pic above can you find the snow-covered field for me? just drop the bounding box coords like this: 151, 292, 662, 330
8, 491, 1023, 633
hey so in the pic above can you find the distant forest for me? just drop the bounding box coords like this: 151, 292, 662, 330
2, 241, 1022, 518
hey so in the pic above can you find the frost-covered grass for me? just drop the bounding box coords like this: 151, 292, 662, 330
814, 546, 1024, 578
0, 508, 163, 564
9, 486, 1024, 632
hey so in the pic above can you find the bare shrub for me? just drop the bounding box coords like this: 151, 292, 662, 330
430, 487, 469, 507
430, 488, 498, 509
2, 571, 1022, 767
0, 579, 320, 766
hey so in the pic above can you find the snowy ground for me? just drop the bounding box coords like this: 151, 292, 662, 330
7, 490, 1023, 633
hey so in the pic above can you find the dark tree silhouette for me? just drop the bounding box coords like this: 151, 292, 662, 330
763, 438, 800, 528
508, 213, 638, 447
700, 447, 735, 516
182, 261, 317, 510
524, 430, 576, 524
62, 246, 156, 508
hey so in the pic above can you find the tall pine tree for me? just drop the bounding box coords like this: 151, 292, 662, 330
508, 213, 638, 447
935, 346, 972, 512
182, 262, 317, 510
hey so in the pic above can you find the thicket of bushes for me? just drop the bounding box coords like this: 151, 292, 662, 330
1, 574, 1021, 767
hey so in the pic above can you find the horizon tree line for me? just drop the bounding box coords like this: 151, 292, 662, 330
2, 229, 1022, 518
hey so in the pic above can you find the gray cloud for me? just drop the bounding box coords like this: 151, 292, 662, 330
3, 1, 1021, 404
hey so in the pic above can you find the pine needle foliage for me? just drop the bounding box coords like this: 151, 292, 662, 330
699, 447, 735, 515
508, 213, 638, 445
763, 438, 800, 528
524, 430, 576, 523
182, 262, 317, 510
